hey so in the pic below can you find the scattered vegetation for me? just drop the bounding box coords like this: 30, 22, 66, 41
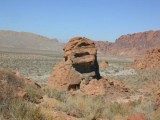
55, 95, 105, 119
47, 89, 67, 102
9, 99, 50, 120
0, 52, 62, 86
25, 86, 44, 103
0, 69, 52, 120
1, 52, 160, 120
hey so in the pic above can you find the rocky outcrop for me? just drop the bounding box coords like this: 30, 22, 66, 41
48, 37, 101, 90
134, 48, 160, 70
48, 37, 132, 96
95, 30, 160, 56
77, 79, 106, 96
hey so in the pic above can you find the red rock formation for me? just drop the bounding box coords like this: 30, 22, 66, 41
77, 79, 106, 96
95, 30, 160, 56
95, 41, 112, 54
48, 37, 132, 96
48, 37, 101, 90
134, 48, 160, 70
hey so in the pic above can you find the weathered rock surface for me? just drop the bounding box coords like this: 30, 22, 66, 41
48, 37, 101, 90
134, 48, 160, 70
76, 79, 106, 96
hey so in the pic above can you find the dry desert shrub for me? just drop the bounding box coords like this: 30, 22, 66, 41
53, 93, 132, 119
55, 95, 105, 119
0, 69, 51, 120
47, 88, 67, 102
25, 86, 44, 103
9, 98, 50, 120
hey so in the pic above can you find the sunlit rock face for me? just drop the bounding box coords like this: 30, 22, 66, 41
48, 37, 100, 90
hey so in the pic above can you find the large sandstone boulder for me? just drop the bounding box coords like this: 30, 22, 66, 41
48, 37, 101, 90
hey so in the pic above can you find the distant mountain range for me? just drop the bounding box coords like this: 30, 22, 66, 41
0, 30, 64, 54
0, 30, 159, 56
95, 30, 160, 56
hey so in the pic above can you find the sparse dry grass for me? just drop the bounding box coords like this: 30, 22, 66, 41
0, 52, 62, 86
0, 69, 52, 120
1, 52, 160, 120
9, 98, 50, 120
55, 95, 105, 119
47, 89, 67, 102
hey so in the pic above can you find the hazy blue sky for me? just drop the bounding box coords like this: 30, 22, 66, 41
0, 0, 160, 42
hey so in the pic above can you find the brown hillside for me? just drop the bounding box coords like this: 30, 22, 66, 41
0, 30, 64, 53
95, 41, 113, 53
95, 30, 160, 56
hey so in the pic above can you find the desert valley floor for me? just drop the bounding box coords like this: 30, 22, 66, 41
0, 49, 160, 120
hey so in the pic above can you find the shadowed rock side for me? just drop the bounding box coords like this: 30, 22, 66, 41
48, 37, 101, 90
134, 48, 160, 70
